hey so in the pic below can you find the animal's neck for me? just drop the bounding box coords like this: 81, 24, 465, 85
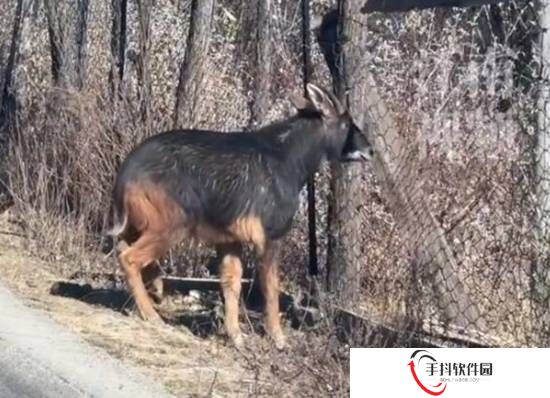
275, 116, 326, 188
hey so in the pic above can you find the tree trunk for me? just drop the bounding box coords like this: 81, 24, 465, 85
0, 0, 28, 133
325, 0, 364, 307
173, 0, 215, 128
136, 0, 153, 131
534, 0, 550, 315
0, 0, 30, 210
236, 1, 272, 128
44, 0, 67, 86
74, 0, 90, 89
44, 0, 89, 88
249, 0, 272, 127
109, 0, 127, 96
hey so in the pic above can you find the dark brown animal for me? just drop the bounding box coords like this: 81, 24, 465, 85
109, 84, 372, 349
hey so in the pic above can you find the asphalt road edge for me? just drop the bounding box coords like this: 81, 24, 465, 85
0, 282, 174, 398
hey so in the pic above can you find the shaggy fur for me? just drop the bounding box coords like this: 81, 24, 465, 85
109, 84, 372, 349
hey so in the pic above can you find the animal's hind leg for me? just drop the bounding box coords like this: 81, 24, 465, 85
117, 236, 164, 303
119, 233, 168, 322
218, 244, 244, 347
142, 262, 164, 304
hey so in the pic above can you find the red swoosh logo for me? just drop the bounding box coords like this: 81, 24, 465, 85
408, 360, 447, 396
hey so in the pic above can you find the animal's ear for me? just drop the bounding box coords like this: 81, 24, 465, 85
290, 92, 313, 111
306, 83, 344, 118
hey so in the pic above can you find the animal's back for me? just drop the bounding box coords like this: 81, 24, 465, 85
113, 130, 299, 241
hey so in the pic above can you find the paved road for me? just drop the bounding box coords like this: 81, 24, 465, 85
0, 340, 85, 397
0, 283, 173, 398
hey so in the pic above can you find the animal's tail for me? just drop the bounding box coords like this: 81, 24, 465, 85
105, 211, 128, 237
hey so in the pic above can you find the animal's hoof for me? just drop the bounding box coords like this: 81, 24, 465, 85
141, 310, 163, 324
229, 332, 244, 348
273, 334, 287, 351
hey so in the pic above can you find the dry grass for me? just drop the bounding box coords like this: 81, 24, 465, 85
0, 211, 352, 397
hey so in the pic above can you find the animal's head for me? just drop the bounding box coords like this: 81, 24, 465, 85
292, 83, 374, 162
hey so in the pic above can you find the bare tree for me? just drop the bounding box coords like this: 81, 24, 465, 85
173, 0, 216, 127
249, 0, 272, 127
325, 0, 365, 307
109, 0, 128, 95
44, 0, 67, 86
236, 1, 273, 128
534, 0, 550, 312
0, 0, 30, 132
74, 0, 90, 89
44, 0, 90, 88
136, 0, 153, 130
0, 0, 31, 210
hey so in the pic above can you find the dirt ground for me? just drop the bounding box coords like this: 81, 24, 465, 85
0, 212, 348, 397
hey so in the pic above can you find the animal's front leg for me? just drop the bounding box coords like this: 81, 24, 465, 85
259, 241, 286, 350
219, 245, 244, 347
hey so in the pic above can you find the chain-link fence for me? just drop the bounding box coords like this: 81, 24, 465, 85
1, 0, 549, 350
305, 1, 550, 347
